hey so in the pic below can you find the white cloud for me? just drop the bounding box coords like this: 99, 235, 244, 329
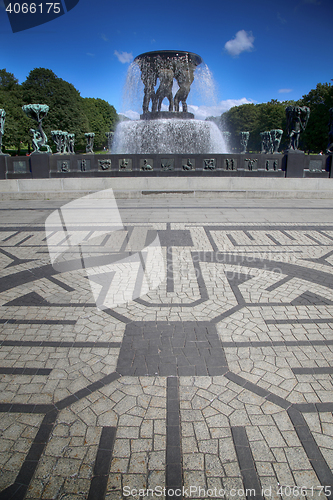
101, 34, 108, 42
224, 30, 255, 57
278, 88, 293, 93
86, 53, 95, 57
188, 98, 254, 119
122, 110, 140, 120
121, 98, 254, 121
114, 50, 133, 64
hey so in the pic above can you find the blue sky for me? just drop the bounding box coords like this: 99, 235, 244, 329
0, 0, 332, 119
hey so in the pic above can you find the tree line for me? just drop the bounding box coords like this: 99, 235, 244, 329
1, 68, 332, 155
0, 68, 118, 154
207, 82, 333, 153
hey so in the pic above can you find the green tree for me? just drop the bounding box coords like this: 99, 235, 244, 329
252, 100, 292, 151
0, 69, 18, 90
82, 98, 118, 150
22, 68, 89, 151
221, 103, 259, 151
0, 69, 30, 154
221, 99, 297, 152
300, 82, 333, 152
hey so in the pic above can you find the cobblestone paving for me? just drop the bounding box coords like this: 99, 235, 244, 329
1, 199, 333, 499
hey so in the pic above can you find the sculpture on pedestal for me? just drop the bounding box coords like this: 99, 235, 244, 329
22, 104, 51, 154
105, 132, 114, 152
285, 106, 310, 151
67, 133, 75, 154
240, 131, 250, 153
326, 108, 333, 154
51, 130, 68, 154
260, 131, 271, 154
270, 129, 283, 154
260, 129, 283, 154
85, 133, 95, 154
0, 109, 7, 155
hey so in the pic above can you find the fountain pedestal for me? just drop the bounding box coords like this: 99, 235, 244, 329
141, 112, 194, 120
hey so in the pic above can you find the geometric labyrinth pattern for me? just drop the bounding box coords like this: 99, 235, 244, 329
1, 215, 333, 498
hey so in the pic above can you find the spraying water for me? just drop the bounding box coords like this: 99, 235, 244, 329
113, 51, 228, 154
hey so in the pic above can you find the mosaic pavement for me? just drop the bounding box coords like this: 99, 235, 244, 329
1, 199, 333, 499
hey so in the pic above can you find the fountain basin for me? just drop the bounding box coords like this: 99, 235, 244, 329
112, 119, 227, 154
134, 50, 203, 67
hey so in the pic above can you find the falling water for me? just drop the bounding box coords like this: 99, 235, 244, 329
112, 119, 226, 154
122, 61, 143, 117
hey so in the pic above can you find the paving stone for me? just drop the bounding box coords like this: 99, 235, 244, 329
3, 200, 333, 498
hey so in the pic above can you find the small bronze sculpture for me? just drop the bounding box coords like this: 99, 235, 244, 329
245, 158, 257, 171
99, 159, 111, 170
260, 131, 271, 154
240, 131, 250, 154
105, 131, 114, 153
203, 159, 216, 170
161, 161, 174, 171
85, 133, 95, 154
270, 129, 283, 154
260, 129, 283, 154
141, 159, 153, 170
285, 106, 310, 151
120, 159, 128, 169
51, 130, 68, 154
61, 161, 69, 172
67, 133, 75, 154
182, 158, 194, 170
225, 158, 234, 170
22, 104, 51, 154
